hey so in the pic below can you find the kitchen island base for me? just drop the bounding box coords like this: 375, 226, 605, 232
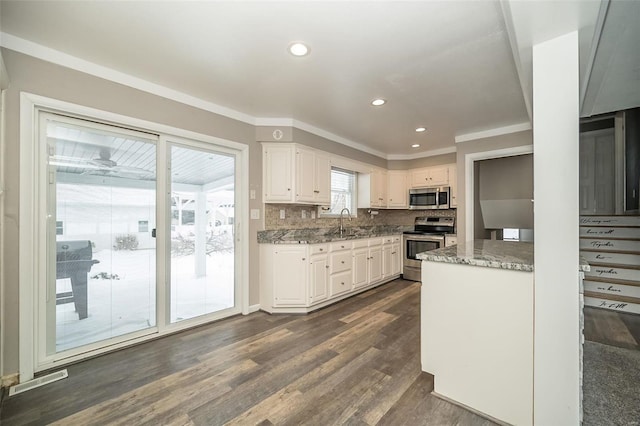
421, 257, 534, 426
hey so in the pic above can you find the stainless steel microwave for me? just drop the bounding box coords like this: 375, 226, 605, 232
409, 187, 450, 210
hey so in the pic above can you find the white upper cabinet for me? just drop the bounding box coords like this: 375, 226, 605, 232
295, 146, 316, 202
387, 171, 408, 208
263, 144, 294, 202
358, 169, 387, 208
264, 142, 457, 208
263, 143, 330, 205
313, 152, 331, 205
410, 165, 449, 188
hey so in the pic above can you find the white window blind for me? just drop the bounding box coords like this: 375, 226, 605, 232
322, 168, 356, 216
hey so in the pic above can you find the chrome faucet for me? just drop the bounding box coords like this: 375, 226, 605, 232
339, 208, 352, 237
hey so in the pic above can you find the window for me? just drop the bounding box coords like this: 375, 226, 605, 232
56, 221, 64, 235
503, 228, 520, 241
138, 220, 149, 232
320, 168, 357, 216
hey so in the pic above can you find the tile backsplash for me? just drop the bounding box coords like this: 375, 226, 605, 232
264, 204, 456, 230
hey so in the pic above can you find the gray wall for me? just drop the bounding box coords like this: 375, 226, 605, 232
455, 130, 533, 241
478, 154, 533, 201
475, 154, 533, 238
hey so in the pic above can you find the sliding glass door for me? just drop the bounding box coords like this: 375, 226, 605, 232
169, 143, 236, 323
46, 116, 157, 355
37, 112, 241, 367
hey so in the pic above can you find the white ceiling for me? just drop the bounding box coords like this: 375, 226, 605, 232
1, 1, 637, 159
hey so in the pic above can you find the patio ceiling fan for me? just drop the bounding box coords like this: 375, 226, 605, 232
51, 148, 152, 177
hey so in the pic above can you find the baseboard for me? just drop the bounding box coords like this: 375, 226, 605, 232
1, 373, 19, 388
248, 304, 261, 313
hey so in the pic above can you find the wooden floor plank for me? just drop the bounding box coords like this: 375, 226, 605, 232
1, 279, 494, 426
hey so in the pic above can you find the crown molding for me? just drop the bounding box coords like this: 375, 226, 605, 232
454, 122, 532, 143
386, 146, 457, 161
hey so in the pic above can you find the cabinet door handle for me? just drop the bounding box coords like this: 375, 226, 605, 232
314, 190, 320, 193
287, 188, 291, 191
326, 265, 329, 269
341, 282, 345, 285
341, 261, 345, 264
302, 258, 306, 261
319, 248, 323, 251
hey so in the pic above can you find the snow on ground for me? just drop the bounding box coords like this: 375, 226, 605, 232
56, 248, 234, 352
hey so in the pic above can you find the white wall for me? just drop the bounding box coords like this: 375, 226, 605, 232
532, 31, 581, 424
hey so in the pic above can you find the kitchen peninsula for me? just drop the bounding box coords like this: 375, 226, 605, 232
418, 240, 589, 425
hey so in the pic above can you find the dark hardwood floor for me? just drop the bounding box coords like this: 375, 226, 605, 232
583, 306, 640, 350
0, 279, 495, 426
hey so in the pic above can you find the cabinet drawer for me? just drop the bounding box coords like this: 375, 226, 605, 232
330, 271, 352, 297
330, 241, 351, 252
309, 244, 328, 255
369, 238, 383, 246
331, 251, 352, 274
353, 239, 369, 249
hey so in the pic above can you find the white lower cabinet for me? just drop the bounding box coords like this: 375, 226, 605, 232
330, 271, 352, 297
309, 254, 329, 305
368, 241, 383, 283
382, 236, 402, 278
352, 247, 369, 289
271, 245, 308, 306
261, 235, 403, 313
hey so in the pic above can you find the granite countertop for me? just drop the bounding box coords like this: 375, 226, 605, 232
417, 239, 591, 272
258, 225, 411, 244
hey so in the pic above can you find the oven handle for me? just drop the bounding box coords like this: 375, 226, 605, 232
403, 235, 445, 243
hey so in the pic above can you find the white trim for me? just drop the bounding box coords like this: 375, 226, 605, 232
500, 1, 533, 123
290, 119, 388, 159
0, 53, 9, 90
455, 122, 532, 144
19, 92, 38, 382
579, 0, 610, 117
247, 304, 261, 314
254, 118, 295, 127
464, 145, 533, 242
19, 92, 250, 377
0, 89, 5, 380
386, 146, 457, 161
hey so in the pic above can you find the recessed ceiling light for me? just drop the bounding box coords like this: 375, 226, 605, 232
371, 99, 386, 106
411, 144, 420, 148
415, 127, 426, 132
289, 42, 310, 56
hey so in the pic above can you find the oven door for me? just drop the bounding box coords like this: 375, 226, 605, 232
403, 234, 444, 268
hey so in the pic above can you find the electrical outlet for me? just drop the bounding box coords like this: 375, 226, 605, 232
302, 210, 307, 219
250, 209, 260, 220
311, 211, 316, 219
250, 189, 256, 200
279, 209, 286, 219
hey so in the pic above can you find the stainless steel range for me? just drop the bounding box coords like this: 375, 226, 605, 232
403, 216, 455, 281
